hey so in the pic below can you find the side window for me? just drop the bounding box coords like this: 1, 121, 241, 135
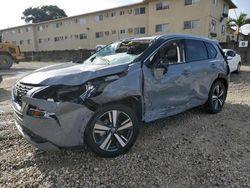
184, 39, 208, 62
150, 40, 182, 65
205, 42, 217, 59
227, 50, 235, 57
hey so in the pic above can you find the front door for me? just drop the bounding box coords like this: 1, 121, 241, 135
143, 40, 194, 122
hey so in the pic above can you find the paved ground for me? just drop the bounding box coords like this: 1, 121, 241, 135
0, 62, 250, 187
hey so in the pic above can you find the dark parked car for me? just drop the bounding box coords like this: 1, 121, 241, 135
12, 34, 229, 157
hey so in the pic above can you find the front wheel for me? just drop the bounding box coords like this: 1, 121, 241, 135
85, 104, 140, 158
207, 81, 227, 114
235, 62, 241, 74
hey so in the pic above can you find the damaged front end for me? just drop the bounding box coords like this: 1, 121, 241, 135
11, 74, 124, 150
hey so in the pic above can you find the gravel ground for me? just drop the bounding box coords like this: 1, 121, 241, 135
0, 63, 250, 187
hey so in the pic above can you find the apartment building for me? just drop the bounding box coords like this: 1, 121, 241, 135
0, 0, 237, 52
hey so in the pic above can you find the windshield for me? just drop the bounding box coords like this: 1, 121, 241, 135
84, 39, 152, 66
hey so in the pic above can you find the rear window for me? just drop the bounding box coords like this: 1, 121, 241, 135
184, 39, 208, 62
205, 42, 217, 59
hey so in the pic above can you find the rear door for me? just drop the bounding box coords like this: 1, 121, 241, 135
182, 39, 218, 106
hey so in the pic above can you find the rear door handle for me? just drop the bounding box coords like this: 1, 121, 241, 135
210, 63, 216, 69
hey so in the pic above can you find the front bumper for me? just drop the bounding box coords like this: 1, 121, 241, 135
12, 96, 94, 150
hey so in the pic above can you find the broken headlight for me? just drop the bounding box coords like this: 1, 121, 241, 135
33, 82, 97, 103
33, 74, 122, 103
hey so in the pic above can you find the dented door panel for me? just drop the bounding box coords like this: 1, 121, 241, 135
143, 63, 195, 122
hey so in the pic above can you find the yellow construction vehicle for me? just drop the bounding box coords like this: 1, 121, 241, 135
0, 43, 24, 69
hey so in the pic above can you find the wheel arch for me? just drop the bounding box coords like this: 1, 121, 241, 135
212, 74, 229, 92
97, 96, 143, 122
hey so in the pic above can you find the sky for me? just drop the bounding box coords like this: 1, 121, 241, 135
0, 0, 249, 34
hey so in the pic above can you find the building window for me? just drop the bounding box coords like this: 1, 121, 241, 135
12, 30, 16, 34
27, 39, 31, 45
223, 4, 228, 14
17, 29, 23, 34
55, 22, 63, 28
212, 0, 218, 6
210, 19, 217, 31
79, 18, 86, 26
74, 18, 78, 23
134, 27, 145, 34
120, 29, 126, 34
54, 36, 64, 42
96, 15, 103, 21
96, 32, 104, 38
156, 1, 170, 10
135, 7, 145, 15
127, 9, 133, 14
80, 33, 87, 39
128, 28, 133, 34
19, 40, 24, 45
105, 31, 110, 36
184, 20, 200, 29
111, 12, 116, 17
184, 0, 200, 5
120, 11, 125, 15
112, 30, 117, 35
155, 23, 169, 33
221, 25, 226, 35
25, 27, 31, 32
38, 39, 42, 44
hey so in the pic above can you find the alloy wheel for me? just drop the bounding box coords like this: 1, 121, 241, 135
93, 110, 134, 152
212, 84, 225, 111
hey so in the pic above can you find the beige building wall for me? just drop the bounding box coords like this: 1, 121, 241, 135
0, 25, 36, 52
0, 0, 236, 52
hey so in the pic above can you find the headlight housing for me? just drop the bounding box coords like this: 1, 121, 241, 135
33, 82, 96, 103
33, 74, 121, 103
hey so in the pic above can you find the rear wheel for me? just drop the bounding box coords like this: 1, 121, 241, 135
85, 104, 139, 157
0, 54, 13, 69
207, 81, 227, 114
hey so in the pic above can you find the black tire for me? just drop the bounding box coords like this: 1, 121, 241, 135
235, 62, 241, 74
207, 81, 227, 114
0, 54, 13, 69
85, 104, 140, 158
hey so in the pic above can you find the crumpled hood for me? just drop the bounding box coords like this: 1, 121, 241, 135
19, 62, 129, 86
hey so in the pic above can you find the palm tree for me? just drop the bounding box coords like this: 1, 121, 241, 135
227, 12, 250, 42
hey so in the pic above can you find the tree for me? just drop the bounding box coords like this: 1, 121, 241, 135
227, 12, 250, 42
22, 5, 67, 23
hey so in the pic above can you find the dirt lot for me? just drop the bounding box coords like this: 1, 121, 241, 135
0, 63, 250, 187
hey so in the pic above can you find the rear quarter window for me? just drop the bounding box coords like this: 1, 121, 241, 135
184, 39, 208, 62
205, 42, 217, 59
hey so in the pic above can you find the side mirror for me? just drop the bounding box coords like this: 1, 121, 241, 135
153, 61, 169, 80
226, 55, 233, 60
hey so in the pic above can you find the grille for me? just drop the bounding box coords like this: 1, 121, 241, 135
14, 83, 34, 106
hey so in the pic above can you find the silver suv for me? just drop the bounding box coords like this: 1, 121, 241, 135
12, 34, 229, 157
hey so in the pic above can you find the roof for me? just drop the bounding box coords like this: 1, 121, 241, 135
159, 33, 217, 43
225, 0, 237, 9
